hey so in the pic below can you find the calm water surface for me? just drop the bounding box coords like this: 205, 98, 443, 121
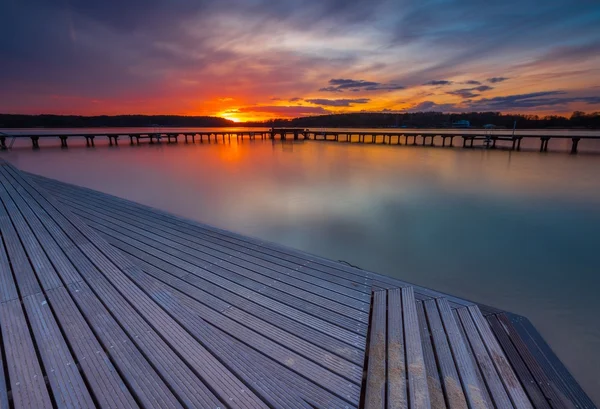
3, 136, 600, 403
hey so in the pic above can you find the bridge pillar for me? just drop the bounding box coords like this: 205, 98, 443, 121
59, 136, 68, 148
30, 136, 40, 149
0, 136, 6, 150
571, 138, 580, 154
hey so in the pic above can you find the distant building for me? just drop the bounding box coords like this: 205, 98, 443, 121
452, 120, 470, 128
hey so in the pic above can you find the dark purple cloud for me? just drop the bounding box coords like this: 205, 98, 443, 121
406, 91, 600, 113
306, 98, 370, 107
447, 85, 494, 99
237, 105, 330, 116
470, 91, 600, 110
423, 80, 453, 86
319, 78, 404, 92
487, 77, 510, 83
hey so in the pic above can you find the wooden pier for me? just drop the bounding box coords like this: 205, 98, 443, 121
1, 129, 598, 154
0, 159, 595, 408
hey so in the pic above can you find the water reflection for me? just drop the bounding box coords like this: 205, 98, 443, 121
3, 138, 600, 402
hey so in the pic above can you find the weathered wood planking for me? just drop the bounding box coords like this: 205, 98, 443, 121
3, 162, 361, 408
2, 165, 244, 407
423, 299, 468, 409
437, 299, 491, 409
486, 314, 553, 409
504, 313, 594, 409
468, 305, 533, 409
387, 288, 407, 409
457, 307, 515, 409
402, 287, 431, 409
416, 301, 446, 409
365, 290, 387, 409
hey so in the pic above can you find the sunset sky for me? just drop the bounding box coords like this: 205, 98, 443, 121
1, 0, 600, 121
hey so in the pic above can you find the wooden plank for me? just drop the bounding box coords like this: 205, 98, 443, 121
45, 287, 139, 409
486, 315, 553, 409
8, 166, 273, 409
457, 307, 514, 409
505, 314, 592, 409
128, 249, 365, 365
60, 203, 368, 326
67, 281, 186, 409
0, 300, 53, 409
0, 169, 82, 286
95, 226, 365, 349
0, 333, 6, 409
365, 290, 386, 409
0, 234, 18, 303
423, 299, 468, 409
2, 166, 228, 409
23, 293, 96, 409
416, 301, 446, 409
387, 288, 407, 409
0, 181, 64, 293
142, 272, 364, 389
402, 287, 431, 409
468, 305, 533, 409
437, 299, 490, 409
90, 216, 366, 332
0, 190, 42, 298
135, 273, 351, 409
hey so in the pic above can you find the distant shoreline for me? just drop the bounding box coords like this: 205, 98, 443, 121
1, 112, 599, 130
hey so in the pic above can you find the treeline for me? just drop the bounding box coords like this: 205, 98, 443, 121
0, 114, 235, 128
1, 111, 599, 129
254, 111, 600, 129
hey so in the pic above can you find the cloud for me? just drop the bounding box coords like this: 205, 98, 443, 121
447, 85, 494, 99
305, 98, 370, 107
468, 91, 600, 110
236, 105, 330, 116
319, 78, 404, 92
487, 77, 509, 83
447, 90, 480, 99
404, 90, 600, 113
463, 80, 481, 85
423, 80, 453, 86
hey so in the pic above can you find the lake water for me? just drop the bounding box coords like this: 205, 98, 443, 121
2, 132, 600, 404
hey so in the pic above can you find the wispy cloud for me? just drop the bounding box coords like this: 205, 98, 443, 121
423, 80, 453, 86
487, 77, 510, 83
236, 105, 330, 116
319, 78, 404, 92
447, 85, 494, 99
305, 98, 370, 107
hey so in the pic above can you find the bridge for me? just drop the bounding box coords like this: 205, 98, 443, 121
1, 129, 598, 153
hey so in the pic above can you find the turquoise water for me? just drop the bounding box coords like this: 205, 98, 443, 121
3, 136, 600, 403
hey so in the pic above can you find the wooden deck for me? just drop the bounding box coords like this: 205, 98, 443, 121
0, 159, 595, 408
